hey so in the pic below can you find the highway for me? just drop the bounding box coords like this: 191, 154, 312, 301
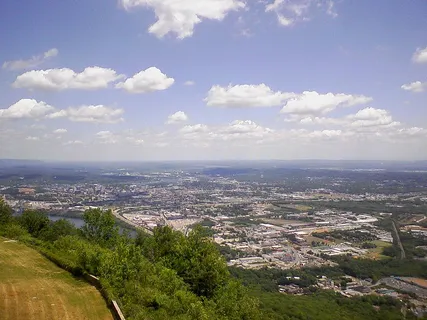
392, 220, 406, 259
111, 209, 153, 235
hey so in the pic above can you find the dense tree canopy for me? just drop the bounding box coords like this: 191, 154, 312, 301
0, 198, 13, 224
81, 208, 119, 246
17, 209, 50, 237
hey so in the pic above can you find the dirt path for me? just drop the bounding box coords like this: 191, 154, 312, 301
0, 238, 113, 320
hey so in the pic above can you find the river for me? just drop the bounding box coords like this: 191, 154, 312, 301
48, 215, 137, 237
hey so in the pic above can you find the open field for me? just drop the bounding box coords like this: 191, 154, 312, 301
0, 238, 113, 320
401, 277, 427, 289
305, 235, 335, 245
365, 240, 392, 260
268, 203, 312, 212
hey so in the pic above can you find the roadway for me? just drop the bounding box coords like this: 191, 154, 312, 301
391, 220, 406, 259
111, 209, 153, 235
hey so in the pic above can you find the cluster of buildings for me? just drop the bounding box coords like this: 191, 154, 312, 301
0, 169, 424, 270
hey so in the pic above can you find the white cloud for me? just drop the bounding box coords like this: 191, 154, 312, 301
291, 107, 399, 129
25, 136, 40, 141
53, 128, 67, 134
266, 0, 337, 27
184, 80, 195, 86
348, 107, 398, 128
178, 120, 274, 144
0, 99, 55, 119
401, 81, 427, 93
96, 131, 118, 144
13, 66, 123, 91
115, 67, 174, 93
166, 111, 188, 124
96, 131, 112, 138
44, 48, 59, 58
221, 120, 273, 137
120, 0, 245, 39
280, 91, 372, 115
412, 46, 427, 64
180, 124, 209, 134
63, 140, 83, 146
48, 105, 124, 123
291, 115, 343, 125
94, 130, 146, 145
396, 127, 427, 137
2, 48, 58, 71
306, 129, 342, 139
205, 84, 293, 107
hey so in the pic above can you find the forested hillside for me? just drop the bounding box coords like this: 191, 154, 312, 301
0, 199, 420, 320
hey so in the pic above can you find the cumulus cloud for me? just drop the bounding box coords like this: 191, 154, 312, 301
48, 105, 124, 123
205, 84, 293, 107
280, 91, 372, 115
2, 48, 58, 71
348, 107, 400, 129
288, 115, 343, 125
63, 140, 83, 146
221, 120, 273, 137
412, 46, 427, 64
184, 80, 195, 86
166, 111, 188, 124
0, 99, 55, 119
291, 107, 399, 130
306, 129, 342, 139
53, 128, 67, 134
13, 67, 124, 91
180, 124, 209, 135
178, 120, 274, 144
401, 81, 427, 93
116, 67, 174, 93
120, 0, 245, 39
266, 0, 337, 27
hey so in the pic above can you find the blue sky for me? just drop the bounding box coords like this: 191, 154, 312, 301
0, 0, 426, 161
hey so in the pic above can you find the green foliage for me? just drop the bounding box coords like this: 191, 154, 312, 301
6, 204, 418, 320
0, 223, 29, 239
252, 289, 415, 320
40, 219, 78, 242
214, 280, 261, 320
81, 208, 119, 246
332, 256, 427, 280
17, 210, 50, 237
361, 242, 377, 249
382, 245, 399, 258
230, 267, 318, 291
398, 231, 427, 259
216, 244, 239, 261
313, 229, 378, 242
27, 222, 259, 320
139, 225, 230, 298
0, 198, 13, 224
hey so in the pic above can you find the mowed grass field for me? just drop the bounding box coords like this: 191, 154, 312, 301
365, 240, 392, 260
0, 238, 113, 320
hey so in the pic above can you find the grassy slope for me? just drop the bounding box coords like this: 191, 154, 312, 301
0, 238, 113, 320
